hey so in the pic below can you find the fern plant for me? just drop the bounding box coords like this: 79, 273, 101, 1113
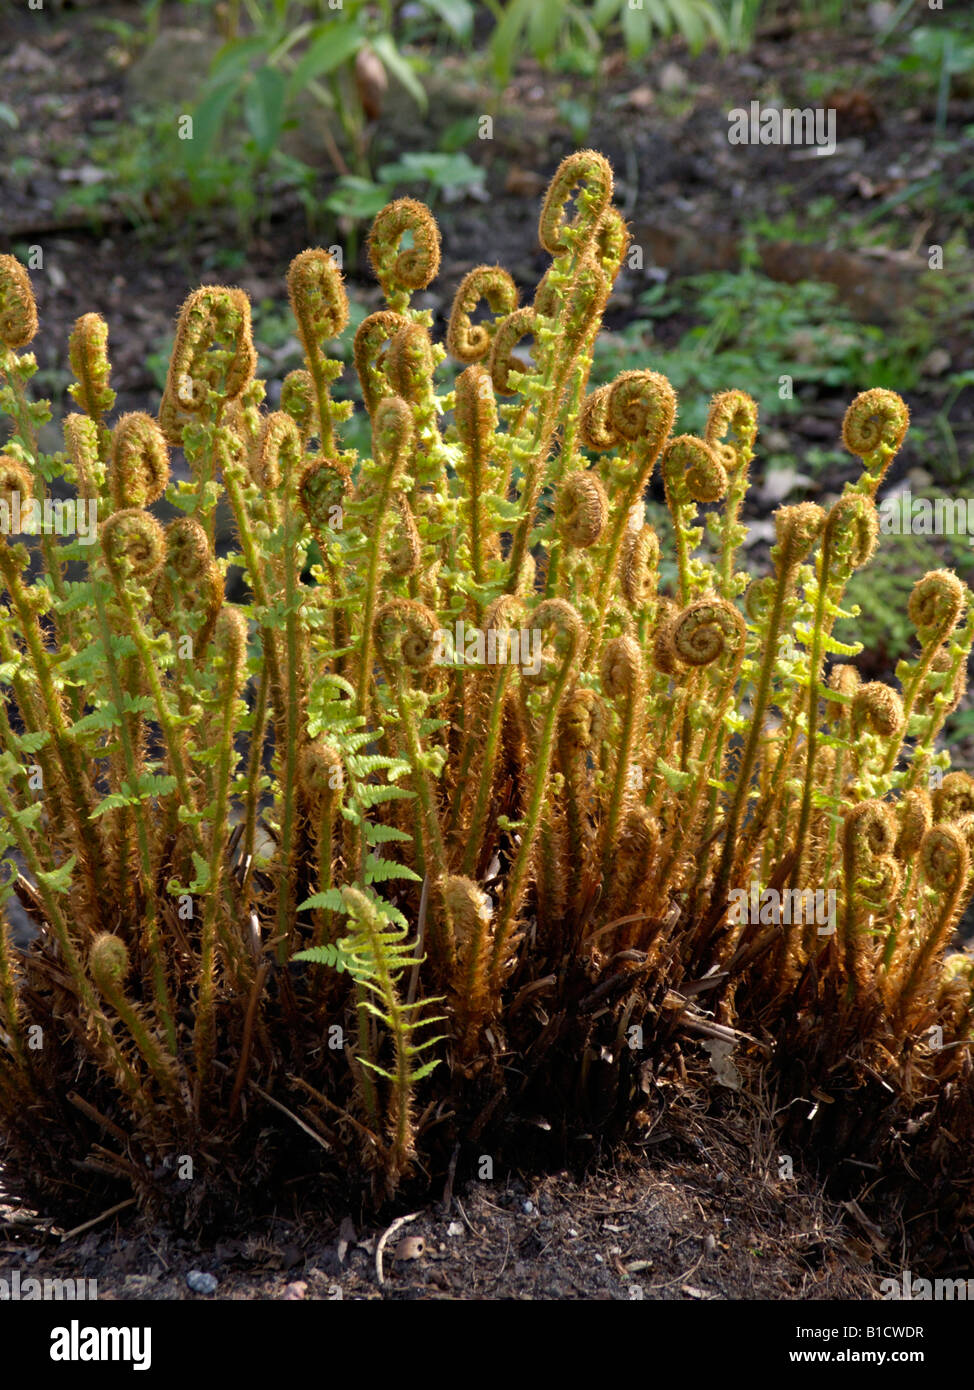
0, 154, 972, 1265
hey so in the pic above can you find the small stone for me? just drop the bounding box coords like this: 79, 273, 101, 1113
921, 348, 951, 378
3, 42, 56, 76
763, 428, 791, 454
446, 1221, 464, 1237
522, 1200, 534, 1215
868, 1, 895, 32
186, 1270, 219, 1295
281, 1281, 307, 1300
121, 1274, 156, 1295
626, 85, 655, 111
659, 62, 688, 95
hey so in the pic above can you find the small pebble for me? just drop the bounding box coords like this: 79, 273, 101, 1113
522, 1200, 534, 1215
446, 1221, 463, 1237
281, 1281, 307, 1301
186, 1270, 219, 1295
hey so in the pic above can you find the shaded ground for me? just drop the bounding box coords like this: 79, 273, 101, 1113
1, 1087, 883, 1301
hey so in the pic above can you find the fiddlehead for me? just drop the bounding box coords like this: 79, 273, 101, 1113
353, 310, 409, 415
0, 254, 38, 349
100, 508, 166, 582
162, 286, 256, 423
618, 522, 659, 611
557, 470, 607, 549
842, 388, 910, 491
68, 312, 115, 423
488, 307, 536, 397
447, 265, 519, 364
368, 198, 441, 312
108, 413, 170, 511
286, 248, 348, 455
454, 363, 499, 591
538, 149, 614, 256
662, 435, 728, 605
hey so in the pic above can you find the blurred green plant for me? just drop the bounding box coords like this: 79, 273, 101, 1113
185, 0, 429, 183
844, 524, 974, 686
325, 151, 485, 218
889, 26, 974, 136
487, 0, 729, 84
593, 269, 933, 436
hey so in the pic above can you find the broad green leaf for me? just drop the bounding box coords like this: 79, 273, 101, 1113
489, 0, 532, 82
188, 79, 239, 161
287, 21, 363, 94
420, 0, 474, 40
244, 64, 287, 160
324, 177, 390, 221
621, 0, 653, 56
370, 33, 427, 111
209, 35, 271, 88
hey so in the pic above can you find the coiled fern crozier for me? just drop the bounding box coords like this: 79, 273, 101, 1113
0, 153, 972, 1261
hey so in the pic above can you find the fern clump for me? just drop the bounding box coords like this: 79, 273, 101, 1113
0, 155, 972, 1261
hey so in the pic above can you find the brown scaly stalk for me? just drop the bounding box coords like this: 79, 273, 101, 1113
373, 597, 455, 979
194, 606, 249, 1097
489, 598, 583, 991
891, 824, 971, 1028
711, 503, 826, 914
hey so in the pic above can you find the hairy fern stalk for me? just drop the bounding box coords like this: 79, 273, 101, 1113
0, 154, 972, 1257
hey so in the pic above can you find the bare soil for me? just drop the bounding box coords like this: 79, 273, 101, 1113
2, 1086, 884, 1301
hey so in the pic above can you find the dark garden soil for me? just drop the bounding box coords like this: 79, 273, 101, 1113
2, 3, 973, 1300
2, 1084, 885, 1302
